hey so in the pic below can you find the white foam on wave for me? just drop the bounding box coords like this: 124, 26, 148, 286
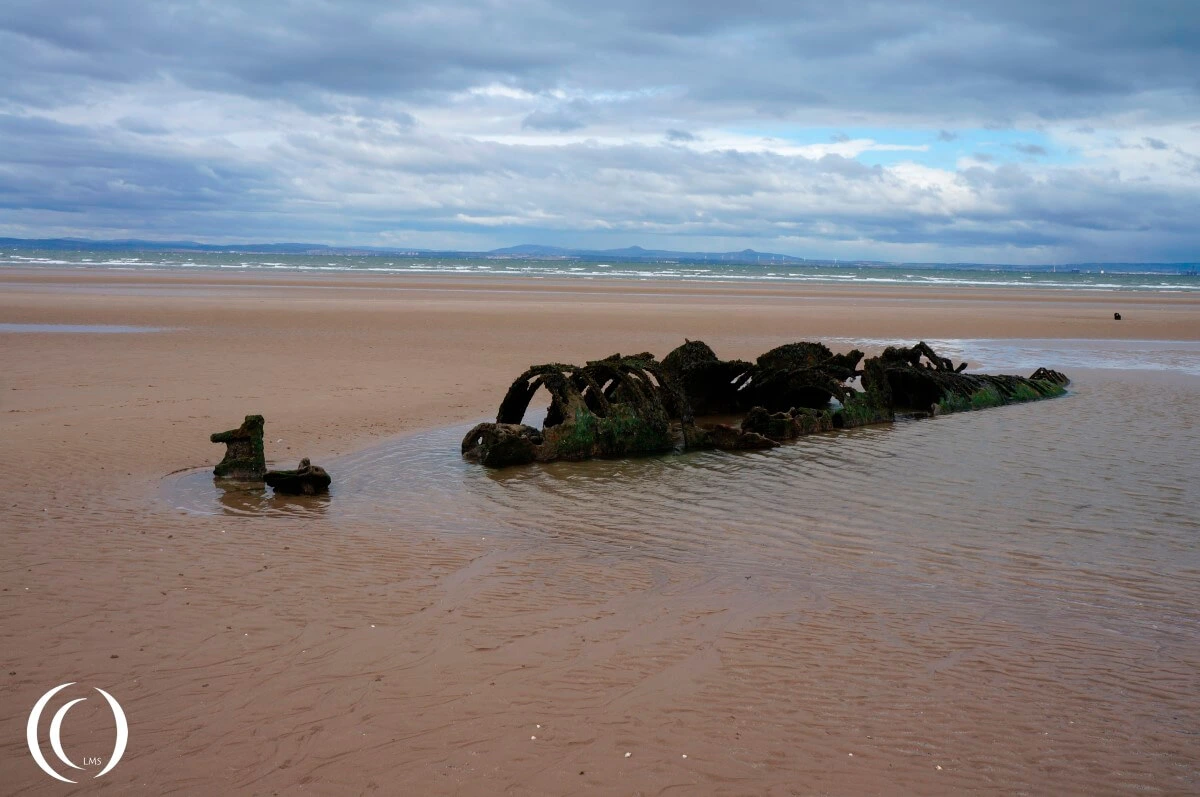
3, 251, 1197, 292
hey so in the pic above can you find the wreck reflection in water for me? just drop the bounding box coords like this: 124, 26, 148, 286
204, 478, 332, 517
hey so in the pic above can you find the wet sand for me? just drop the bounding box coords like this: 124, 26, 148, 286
2, 269, 1199, 794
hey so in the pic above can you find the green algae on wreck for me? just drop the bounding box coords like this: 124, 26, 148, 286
463, 340, 1070, 467
462, 355, 686, 467
210, 414, 267, 480
934, 379, 1067, 414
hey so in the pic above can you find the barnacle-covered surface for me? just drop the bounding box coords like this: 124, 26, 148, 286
660, 339, 751, 415
210, 414, 267, 480
867, 342, 1070, 414
462, 354, 684, 467
264, 458, 332, 495
465, 340, 1069, 467
659, 339, 865, 414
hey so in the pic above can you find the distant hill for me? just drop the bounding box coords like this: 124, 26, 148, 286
1, 237, 1196, 272
0, 237, 826, 264
487, 244, 811, 263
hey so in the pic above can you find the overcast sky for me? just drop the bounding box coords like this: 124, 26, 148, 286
2, 1, 1198, 262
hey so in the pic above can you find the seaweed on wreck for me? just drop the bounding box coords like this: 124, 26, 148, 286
462, 354, 683, 467
210, 414, 267, 480
464, 339, 1069, 467
659, 339, 865, 415
868, 342, 1069, 415
211, 415, 334, 490
660, 339, 751, 416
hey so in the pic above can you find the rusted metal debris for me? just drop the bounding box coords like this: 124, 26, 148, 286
211, 415, 333, 491
210, 414, 267, 480
265, 457, 332, 495
871, 343, 1069, 414
660, 339, 863, 414
462, 340, 1069, 467
460, 353, 743, 467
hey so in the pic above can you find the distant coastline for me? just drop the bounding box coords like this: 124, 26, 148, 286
1, 236, 1197, 274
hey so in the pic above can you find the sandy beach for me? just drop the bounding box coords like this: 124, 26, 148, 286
3, 268, 1196, 468
3, 268, 1199, 795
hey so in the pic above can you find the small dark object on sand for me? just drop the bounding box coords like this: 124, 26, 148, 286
1114, 312, 1122, 320
265, 458, 332, 495
210, 415, 266, 480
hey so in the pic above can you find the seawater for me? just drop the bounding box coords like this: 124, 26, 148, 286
0, 323, 171, 334
4, 248, 1199, 292
156, 338, 1200, 792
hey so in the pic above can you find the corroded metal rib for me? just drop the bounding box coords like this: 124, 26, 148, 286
462, 341, 1069, 467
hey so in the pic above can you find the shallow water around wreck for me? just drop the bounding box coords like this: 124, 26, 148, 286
165, 367, 1200, 626
160, 345, 1200, 793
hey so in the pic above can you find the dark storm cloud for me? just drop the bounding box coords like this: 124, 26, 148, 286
0, 1, 568, 103
4, 1, 1198, 120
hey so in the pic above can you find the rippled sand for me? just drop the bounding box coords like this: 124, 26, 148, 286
3, 271, 1198, 794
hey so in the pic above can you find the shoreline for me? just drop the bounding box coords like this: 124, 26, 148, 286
4, 265, 1198, 327
3, 267, 1198, 483
4, 264, 1200, 302
3, 268, 1199, 794
3, 257, 1198, 293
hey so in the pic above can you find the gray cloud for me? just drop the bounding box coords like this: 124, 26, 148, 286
522, 110, 587, 132
4, 2, 1198, 122
116, 116, 170, 135
1, 1, 1198, 261
1013, 143, 1049, 156
521, 99, 596, 132
0, 113, 274, 213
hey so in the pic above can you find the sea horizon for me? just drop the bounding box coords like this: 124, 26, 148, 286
5, 247, 1199, 292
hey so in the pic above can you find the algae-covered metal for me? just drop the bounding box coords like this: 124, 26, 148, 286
462, 354, 683, 467
869, 342, 1069, 414
265, 458, 332, 495
210, 414, 267, 480
463, 340, 1069, 467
